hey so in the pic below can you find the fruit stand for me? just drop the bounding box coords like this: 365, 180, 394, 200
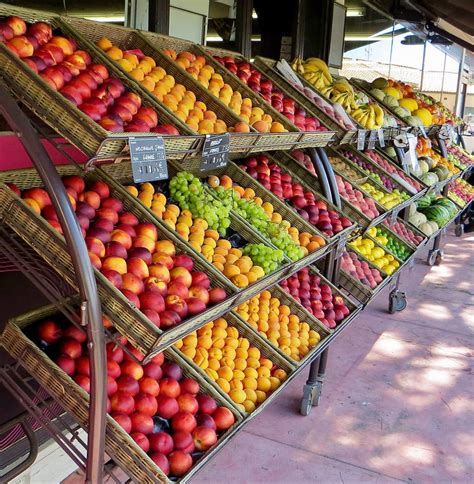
0, 5, 473, 483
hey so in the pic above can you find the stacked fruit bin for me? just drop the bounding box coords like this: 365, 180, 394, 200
0, 5, 469, 483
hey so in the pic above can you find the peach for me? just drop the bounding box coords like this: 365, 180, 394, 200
191, 271, 210, 288
135, 222, 158, 241
142, 308, 161, 327
90, 64, 109, 80
96, 207, 119, 224
101, 197, 123, 212
128, 247, 152, 265
110, 392, 136, 415
180, 377, 200, 395
212, 407, 234, 430
177, 394, 199, 414
122, 272, 145, 295
173, 254, 193, 271
168, 450, 192, 477
7, 35, 34, 58
152, 254, 174, 269
102, 256, 127, 275
130, 412, 154, 435
196, 394, 217, 415
156, 395, 179, 419
104, 241, 128, 259
119, 211, 139, 226
132, 235, 156, 253
85, 237, 106, 257
165, 295, 188, 319
170, 267, 192, 287
139, 376, 160, 396
149, 432, 173, 455
121, 360, 144, 381
135, 393, 158, 416
167, 282, 189, 300
209, 287, 226, 304
171, 411, 197, 433
38, 319, 62, 344
121, 289, 141, 308
115, 223, 136, 238
49, 36, 74, 56
144, 277, 168, 296
127, 257, 149, 279
160, 310, 181, 328
188, 286, 209, 305
6, 16, 27, 36
78, 191, 101, 209
23, 188, 51, 210
111, 229, 133, 250
139, 291, 165, 313
88, 252, 102, 269
101, 268, 123, 288
155, 240, 176, 257
186, 297, 206, 316
192, 426, 217, 451
148, 264, 170, 283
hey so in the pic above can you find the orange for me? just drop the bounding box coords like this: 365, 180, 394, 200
218, 366, 233, 382
257, 376, 271, 392
243, 377, 257, 390
229, 389, 246, 404
106, 46, 123, 60
96, 37, 113, 50
181, 346, 196, 359
126, 185, 139, 197
232, 274, 249, 288
216, 378, 230, 393
255, 390, 267, 403
243, 400, 256, 413
270, 122, 286, 133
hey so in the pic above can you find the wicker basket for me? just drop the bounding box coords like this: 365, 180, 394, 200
97, 161, 298, 297
260, 151, 360, 238
174, 311, 295, 417
0, 7, 200, 159
232, 279, 360, 368
253, 56, 356, 144
380, 216, 428, 250
201, 161, 335, 265
0, 302, 243, 483
0, 166, 240, 360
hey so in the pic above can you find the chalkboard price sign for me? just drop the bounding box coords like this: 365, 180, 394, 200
200, 133, 230, 172
129, 137, 168, 183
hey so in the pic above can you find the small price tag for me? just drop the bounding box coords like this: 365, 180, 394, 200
368, 130, 377, 149
335, 234, 347, 258
129, 137, 168, 183
389, 207, 400, 226
377, 129, 385, 147
357, 129, 367, 150
200, 133, 230, 172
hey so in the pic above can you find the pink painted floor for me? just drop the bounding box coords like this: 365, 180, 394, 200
63, 229, 473, 483
192, 230, 474, 484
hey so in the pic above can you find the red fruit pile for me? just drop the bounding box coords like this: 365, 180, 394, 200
290, 150, 317, 175
362, 150, 422, 191
382, 219, 424, 246
214, 56, 327, 132
239, 155, 352, 236
340, 251, 383, 289
37, 318, 235, 478
280, 267, 350, 329
335, 175, 380, 219
9, 177, 227, 330
0, 16, 176, 134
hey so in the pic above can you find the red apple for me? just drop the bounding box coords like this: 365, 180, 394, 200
168, 450, 192, 476
212, 407, 235, 430
149, 432, 174, 455
131, 431, 150, 452
38, 319, 62, 343
156, 395, 179, 419
197, 395, 217, 415
73, 374, 90, 393
139, 377, 160, 397
149, 453, 170, 475
112, 413, 132, 433
192, 426, 217, 451
59, 338, 82, 359
172, 431, 194, 453
196, 414, 216, 430
121, 360, 144, 380
179, 378, 200, 396
135, 392, 158, 416
55, 355, 75, 376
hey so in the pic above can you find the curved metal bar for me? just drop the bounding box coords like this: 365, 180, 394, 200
306, 147, 334, 203
0, 417, 38, 483
316, 147, 341, 209
0, 84, 106, 483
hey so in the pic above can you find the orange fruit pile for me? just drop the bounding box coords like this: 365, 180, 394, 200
175, 317, 287, 412
236, 291, 321, 361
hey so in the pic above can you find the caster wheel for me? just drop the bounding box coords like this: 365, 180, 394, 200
428, 250, 443, 266
388, 291, 407, 313
455, 225, 464, 237
300, 398, 312, 416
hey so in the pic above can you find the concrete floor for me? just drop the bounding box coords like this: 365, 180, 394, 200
192, 230, 474, 484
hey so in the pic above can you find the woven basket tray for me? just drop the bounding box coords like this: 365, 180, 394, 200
174, 311, 295, 417
231, 279, 359, 369
0, 301, 242, 483
0, 166, 240, 360
253, 56, 355, 143
98, 161, 298, 298
0, 6, 200, 159
259, 151, 360, 239
202, 161, 334, 268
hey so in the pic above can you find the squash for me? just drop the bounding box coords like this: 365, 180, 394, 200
419, 222, 434, 236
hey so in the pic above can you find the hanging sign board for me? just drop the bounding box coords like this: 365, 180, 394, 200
129, 136, 168, 183
200, 133, 230, 172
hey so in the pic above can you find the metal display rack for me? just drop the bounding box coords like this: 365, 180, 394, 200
0, 13, 472, 482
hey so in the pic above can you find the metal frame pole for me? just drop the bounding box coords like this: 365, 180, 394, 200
0, 84, 106, 483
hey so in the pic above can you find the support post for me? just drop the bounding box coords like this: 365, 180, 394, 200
235, 0, 253, 58
0, 84, 106, 484
148, 0, 170, 35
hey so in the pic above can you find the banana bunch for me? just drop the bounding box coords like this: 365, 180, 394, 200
291, 57, 332, 90
350, 104, 384, 129
324, 79, 356, 111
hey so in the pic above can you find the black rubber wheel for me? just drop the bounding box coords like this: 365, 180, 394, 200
389, 292, 407, 313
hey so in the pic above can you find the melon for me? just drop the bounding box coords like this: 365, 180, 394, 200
418, 159, 430, 175
408, 212, 427, 227
372, 77, 389, 89
419, 222, 434, 236
384, 87, 402, 100
406, 115, 423, 127
418, 156, 435, 169
433, 166, 450, 181
393, 106, 410, 118
383, 95, 399, 108
413, 108, 433, 126
399, 98, 418, 112
420, 172, 439, 186
370, 88, 385, 101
